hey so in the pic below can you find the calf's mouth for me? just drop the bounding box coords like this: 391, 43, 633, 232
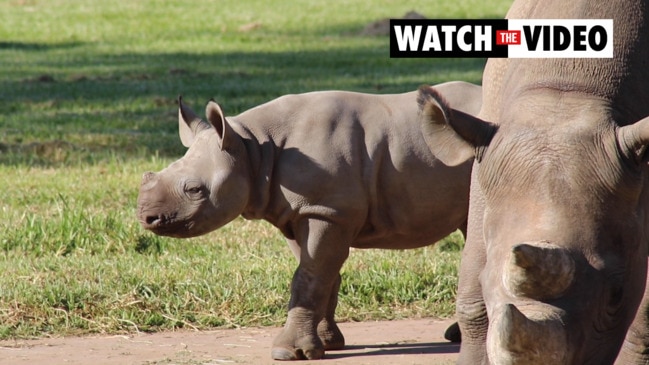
138, 209, 184, 236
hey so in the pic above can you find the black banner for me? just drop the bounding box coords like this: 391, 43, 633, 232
389, 19, 509, 58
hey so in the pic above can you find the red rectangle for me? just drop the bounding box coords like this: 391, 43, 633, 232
496, 30, 521, 45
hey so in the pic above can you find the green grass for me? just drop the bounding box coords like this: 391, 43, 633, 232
0, 0, 509, 339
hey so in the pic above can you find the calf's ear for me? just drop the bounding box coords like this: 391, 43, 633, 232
178, 96, 211, 147
206, 100, 235, 151
418, 85, 496, 165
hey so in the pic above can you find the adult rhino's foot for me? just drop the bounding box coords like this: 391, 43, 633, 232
271, 329, 325, 360
317, 318, 345, 350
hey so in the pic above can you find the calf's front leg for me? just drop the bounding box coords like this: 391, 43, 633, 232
271, 219, 350, 360
285, 238, 345, 351
317, 273, 345, 350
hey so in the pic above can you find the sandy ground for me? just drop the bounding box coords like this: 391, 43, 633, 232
0, 318, 459, 365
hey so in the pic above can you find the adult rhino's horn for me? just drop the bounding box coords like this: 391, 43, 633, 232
178, 96, 211, 148
489, 304, 568, 365
503, 241, 575, 301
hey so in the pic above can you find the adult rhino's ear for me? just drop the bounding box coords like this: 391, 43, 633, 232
178, 96, 211, 148
617, 116, 649, 163
206, 99, 235, 151
418, 85, 496, 166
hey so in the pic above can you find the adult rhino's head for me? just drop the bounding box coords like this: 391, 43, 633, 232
137, 98, 250, 238
418, 86, 649, 364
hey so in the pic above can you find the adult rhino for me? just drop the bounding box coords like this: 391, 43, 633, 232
137, 82, 481, 360
420, 1, 649, 364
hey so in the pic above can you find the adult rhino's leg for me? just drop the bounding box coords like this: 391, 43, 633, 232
457, 169, 489, 365
285, 239, 345, 351
444, 224, 468, 344
457, 238, 489, 364
272, 220, 350, 360
616, 258, 649, 365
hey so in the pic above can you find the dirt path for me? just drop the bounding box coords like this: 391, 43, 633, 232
0, 318, 459, 364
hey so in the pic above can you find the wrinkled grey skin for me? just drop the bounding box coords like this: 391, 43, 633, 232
137, 82, 481, 360
420, 1, 649, 364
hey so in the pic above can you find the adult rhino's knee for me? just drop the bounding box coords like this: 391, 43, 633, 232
456, 299, 488, 342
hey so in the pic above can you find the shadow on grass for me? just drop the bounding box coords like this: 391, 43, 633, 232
0, 44, 486, 165
2, 47, 486, 103
0, 41, 84, 51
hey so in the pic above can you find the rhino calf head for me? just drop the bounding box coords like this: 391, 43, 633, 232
137, 98, 251, 238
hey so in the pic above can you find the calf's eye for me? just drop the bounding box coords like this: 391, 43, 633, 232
184, 184, 205, 198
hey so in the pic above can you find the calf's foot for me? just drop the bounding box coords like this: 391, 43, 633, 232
444, 321, 462, 343
318, 318, 345, 350
271, 326, 324, 360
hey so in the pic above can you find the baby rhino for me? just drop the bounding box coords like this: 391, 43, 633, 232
137, 81, 481, 360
